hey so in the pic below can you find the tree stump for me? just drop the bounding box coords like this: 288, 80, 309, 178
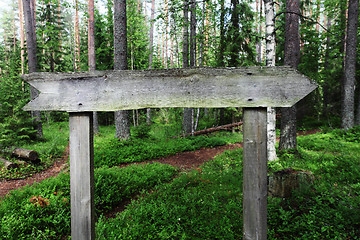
268, 168, 314, 198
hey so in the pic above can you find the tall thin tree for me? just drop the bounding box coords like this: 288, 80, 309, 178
23, 0, 43, 137
264, 0, 277, 160
182, 0, 193, 134
279, 0, 300, 150
18, 0, 25, 75
88, 0, 99, 134
114, 0, 131, 140
147, 0, 156, 124
343, 0, 359, 128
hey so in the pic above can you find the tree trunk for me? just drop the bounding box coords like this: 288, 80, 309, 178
12, 148, 39, 163
183, 108, 194, 134
149, 0, 155, 68
19, 0, 25, 75
189, 0, 196, 67
182, 0, 193, 134
256, 0, 263, 63
146, 0, 156, 124
264, 0, 277, 161
218, 0, 225, 67
0, 157, 19, 170
229, 0, 240, 67
322, 16, 331, 118
114, 0, 131, 140
182, 0, 189, 68
74, 0, 81, 71
23, 0, 43, 138
88, 0, 99, 135
279, 0, 300, 150
343, 0, 359, 128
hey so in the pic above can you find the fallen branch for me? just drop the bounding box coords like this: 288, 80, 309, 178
0, 157, 18, 170
178, 122, 243, 138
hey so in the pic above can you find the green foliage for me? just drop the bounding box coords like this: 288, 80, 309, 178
94, 131, 242, 168
95, 163, 177, 214
95, 149, 244, 239
131, 124, 152, 139
36, 0, 75, 72
0, 47, 36, 148
96, 129, 360, 239
0, 122, 68, 180
95, 6, 113, 70
127, 0, 149, 70
0, 163, 177, 239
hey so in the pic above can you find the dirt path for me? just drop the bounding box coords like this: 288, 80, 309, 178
0, 129, 319, 200
0, 143, 242, 200
0, 145, 70, 200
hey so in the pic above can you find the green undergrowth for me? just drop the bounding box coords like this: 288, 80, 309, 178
0, 163, 177, 239
267, 127, 360, 239
0, 122, 69, 180
96, 149, 244, 239
96, 127, 360, 239
94, 129, 242, 168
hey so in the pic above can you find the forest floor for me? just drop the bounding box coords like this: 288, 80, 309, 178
0, 129, 320, 200
0, 143, 242, 200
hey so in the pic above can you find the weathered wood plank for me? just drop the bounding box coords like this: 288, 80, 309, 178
243, 108, 268, 240
69, 112, 95, 240
23, 66, 317, 111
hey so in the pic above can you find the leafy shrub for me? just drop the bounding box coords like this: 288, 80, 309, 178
131, 124, 152, 139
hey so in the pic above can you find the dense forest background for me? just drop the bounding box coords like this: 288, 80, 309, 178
0, 0, 359, 147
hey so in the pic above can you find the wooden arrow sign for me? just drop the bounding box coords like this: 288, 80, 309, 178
22, 66, 317, 111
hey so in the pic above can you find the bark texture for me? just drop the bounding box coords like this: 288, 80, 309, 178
182, 0, 193, 134
182, 0, 189, 68
342, 0, 359, 128
22, 0, 43, 138
114, 0, 131, 140
88, 0, 99, 134
279, 0, 300, 150
264, 0, 277, 161
147, 0, 156, 124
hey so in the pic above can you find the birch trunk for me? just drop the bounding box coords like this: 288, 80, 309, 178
264, 0, 277, 161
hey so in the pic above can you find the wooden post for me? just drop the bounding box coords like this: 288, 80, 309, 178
69, 112, 95, 240
243, 108, 268, 240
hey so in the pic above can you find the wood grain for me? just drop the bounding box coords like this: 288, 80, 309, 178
23, 66, 317, 111
243, 108, 268, 240
69, 112, 95, 240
